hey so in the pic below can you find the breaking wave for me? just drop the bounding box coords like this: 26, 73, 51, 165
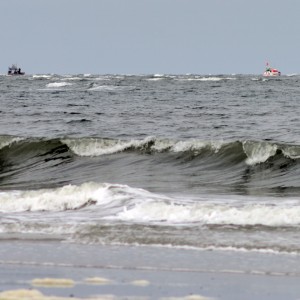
1, 135, 300, 165
1, 180, 300, 254
1, 181, 300, 228
62, 136, 300, 164
1, 135, 300, 195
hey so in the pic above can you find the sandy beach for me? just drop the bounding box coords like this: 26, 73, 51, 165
1, 241, 300, 300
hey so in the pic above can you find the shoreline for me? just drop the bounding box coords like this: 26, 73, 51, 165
1, 241, 300, 299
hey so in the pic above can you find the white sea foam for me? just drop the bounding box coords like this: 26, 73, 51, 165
159, 244, 299, 256
114, 200, 300, 227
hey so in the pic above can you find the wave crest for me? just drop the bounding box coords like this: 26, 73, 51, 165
62, 136, 300, 164
243, 141, 278, 165
0, 135, 24, 150
1, 135, 300, 167
0, 182, 134, 212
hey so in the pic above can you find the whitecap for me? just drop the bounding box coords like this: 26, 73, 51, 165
32, 75, 52, 79
0, 135, 24, 150
243, 140, 278, 165
0, 182, 122, 212
61, 136, 155, 156
46, 82, 73, 88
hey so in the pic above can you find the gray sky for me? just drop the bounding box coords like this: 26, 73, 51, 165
1, 0, 299, 75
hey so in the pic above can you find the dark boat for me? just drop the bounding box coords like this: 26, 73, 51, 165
8, 64, 25, 75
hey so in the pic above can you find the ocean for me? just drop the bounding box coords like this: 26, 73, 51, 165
1, 73, 300, 256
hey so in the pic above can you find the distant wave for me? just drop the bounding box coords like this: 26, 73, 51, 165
32, 75, 53, 79
46, 82, 73, 88
146, 75, 236, 82
87, 84, 120, 91
186, 77, 236, 82
63, 77, 82, 81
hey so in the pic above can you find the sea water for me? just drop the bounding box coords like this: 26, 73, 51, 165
0, 73, 300, 254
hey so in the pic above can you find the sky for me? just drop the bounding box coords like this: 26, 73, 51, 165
1, 0, 300, 75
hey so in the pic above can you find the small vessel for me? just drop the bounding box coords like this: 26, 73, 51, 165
263, 62, 281, 77
7, 64, 25, 75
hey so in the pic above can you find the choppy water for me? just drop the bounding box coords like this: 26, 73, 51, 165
1, 73, 300, 254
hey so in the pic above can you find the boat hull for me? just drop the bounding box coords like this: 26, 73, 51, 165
263, 71, 281, 77
8, 73, 25, 76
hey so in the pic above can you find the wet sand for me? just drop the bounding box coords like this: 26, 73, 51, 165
1, 241, 300, 299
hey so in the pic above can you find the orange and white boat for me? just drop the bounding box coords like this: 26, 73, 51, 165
263, 62, 281, 77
